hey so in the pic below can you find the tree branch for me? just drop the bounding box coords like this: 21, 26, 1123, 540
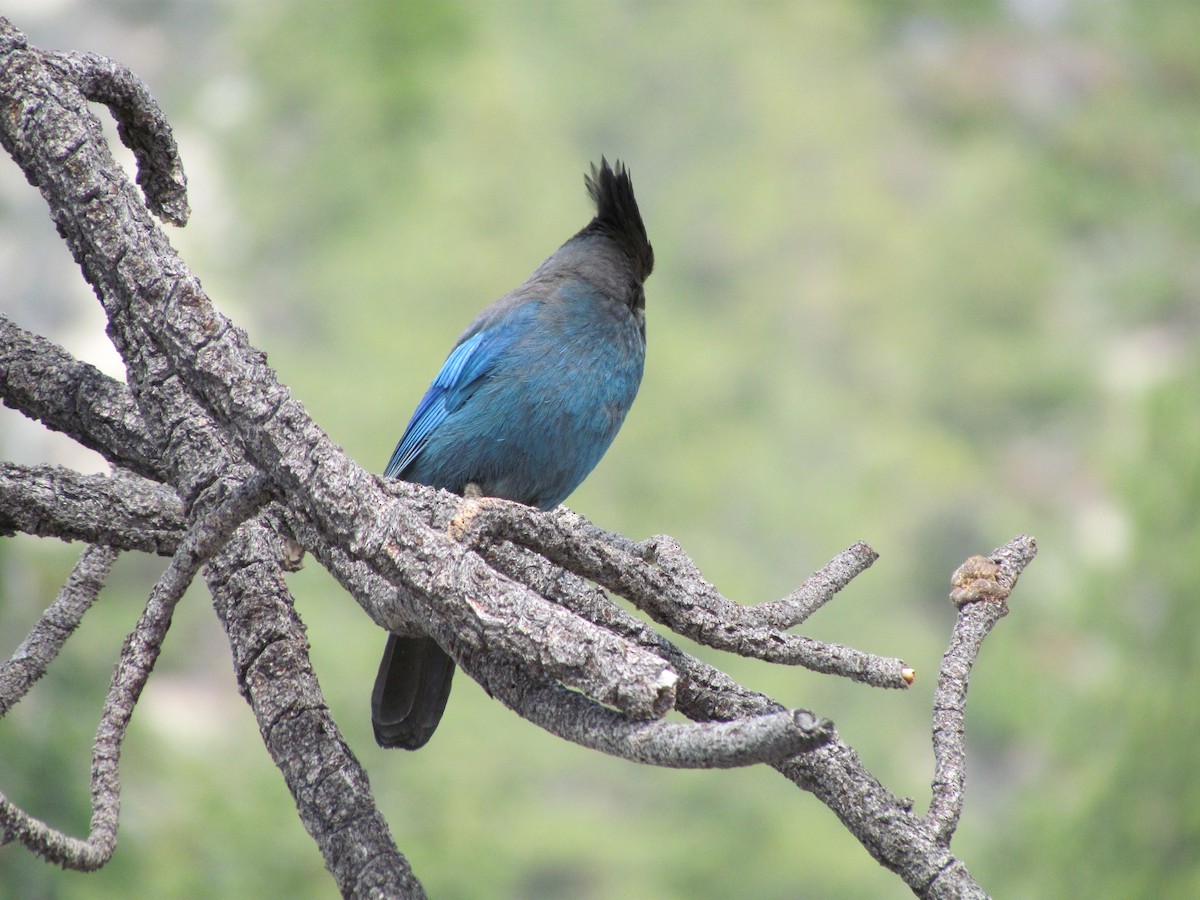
481, 667, 833, 767
928, 536, 1038, 845
203, 520, 426, 899
0, 462, 183, 552
0, 543, 117, 717
0, 19, 424, 893
448, 499, 910, 687
465, 511, 1011, 896
0, 13, 1039, 897
0, 473, 271, 869
0, 314, 163, 480
45, 50, 188, 226
279, 488, 680, 723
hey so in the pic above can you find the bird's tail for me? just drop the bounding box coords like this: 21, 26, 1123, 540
371, 633, 456, 750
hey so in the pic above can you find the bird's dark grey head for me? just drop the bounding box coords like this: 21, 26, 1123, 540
581, 158, 654, 285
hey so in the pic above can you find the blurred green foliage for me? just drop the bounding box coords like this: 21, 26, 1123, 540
3, 1, 1200, 897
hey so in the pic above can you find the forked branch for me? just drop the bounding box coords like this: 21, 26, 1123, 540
0, 14, 1036, 898
0, 475, 272, 868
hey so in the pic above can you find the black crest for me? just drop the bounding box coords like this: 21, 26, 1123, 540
583, 158, 654, 283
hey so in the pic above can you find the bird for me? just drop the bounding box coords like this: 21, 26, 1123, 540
372, 159, 654, 750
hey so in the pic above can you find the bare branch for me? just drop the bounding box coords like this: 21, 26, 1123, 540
0, 24, 667, 892
447, 499, 909, 688
0, 462, 183, 552
480, 539, 796, 718
282, 492, 680, 722
0, 473, 271, 869
204, 520, 426, 898
0, 315, 163, 480
283, 486, 838, 768
0, 31, 231, 508
0, 543, 117, 716
480, 533, 1008, 898
766, 543, 891, 628
0, 15, 1036, 896
481, 662, 833, 767
479, 540, 847, 757
46, 50, 188, 225
928, 536, 1038, 845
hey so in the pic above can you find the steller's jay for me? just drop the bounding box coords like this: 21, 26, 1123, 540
372, 159, 653, 749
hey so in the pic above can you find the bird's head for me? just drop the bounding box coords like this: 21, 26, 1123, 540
582, 158, 654, 285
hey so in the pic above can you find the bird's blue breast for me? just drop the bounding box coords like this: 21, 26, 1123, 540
386, 282, 644, 510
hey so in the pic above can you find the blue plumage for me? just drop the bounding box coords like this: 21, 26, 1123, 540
372, 159, 653, 749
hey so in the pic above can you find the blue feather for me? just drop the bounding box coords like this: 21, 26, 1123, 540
382, 316, 529, 478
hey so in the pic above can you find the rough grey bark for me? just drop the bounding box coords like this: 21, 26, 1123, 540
0, 462, 182, 551
0, 542, 117, 717
0, 17, 423, 896
0, 15, 1036, 898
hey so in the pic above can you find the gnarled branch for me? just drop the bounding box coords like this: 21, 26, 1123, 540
0, 543, 117, 718
0, 462, 183, 552
0, 473, 271, 869
0, 13, 1037, 898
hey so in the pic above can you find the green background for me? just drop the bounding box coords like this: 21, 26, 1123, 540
2, 1, 1199, 897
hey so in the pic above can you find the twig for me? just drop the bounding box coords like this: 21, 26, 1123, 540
0, 543, 118, 717
927, 535, 1038, 845
742, 540, 880, 626
0, 474, 272, 868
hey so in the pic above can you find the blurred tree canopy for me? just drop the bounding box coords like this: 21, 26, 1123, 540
2, 1, 1199, 897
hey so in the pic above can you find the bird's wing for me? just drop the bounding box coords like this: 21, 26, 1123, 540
383, 321, 515, 479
